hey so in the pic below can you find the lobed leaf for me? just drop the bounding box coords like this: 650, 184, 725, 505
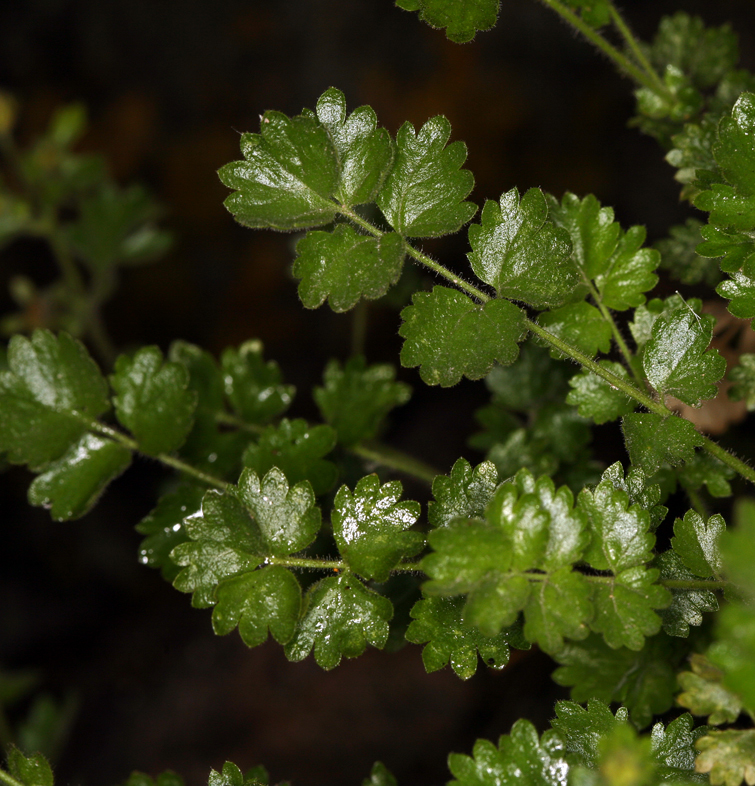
695, 729, 755, 786
677, 653, 742, 726
566, 362, 636, 425
428, 457, 498, 529
696, 185, 755, 232
236, 467, 320, 556
242, 418, 337, 496
293, 226, 405, 312
110, 346, 197, 456
332, 474, 423, 581
468, 187, 577, 309
551, 699, 630, 768
676, 452, 734, 500
218, 111, 339, 231
284, 572, 393, 670
0, 330, 109, 470
622, 414, 703, 475
600, 462, 667, 532
717, 270, 755, 318
713, 92, 755, 198
27, 433, 132, 521
212, 566, 302, 647
313, 355, 411, 447
650, 712, 707, 781
396, 0, 500, 43
728, 354, 755, 409
594, 225, 660, 311
655, 550, 718, 638
5, 746, 54, 786
671, 510, 724, 579
537, 303, 611, 359
315, 87, 394, 207
657, 219, 721, 287
399, 286, 525, 386
697, 224, 755, 275
376, 115, 475, 237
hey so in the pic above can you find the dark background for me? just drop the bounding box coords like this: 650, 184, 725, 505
1, 2, 755, 786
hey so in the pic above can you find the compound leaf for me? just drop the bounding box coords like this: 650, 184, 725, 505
313, 356, 411, 447
136, 483, 205, 581
110, 346, 197, 456
428, 457, 498, 528
447, 720, 568, 786
552, 633, 687, 728
0, 330, 109, 470
405, 596, 525, 680
537, 303, 611, 359
717, 271, 755, 319
284, 572, 393, 669
5, 746, 53, 786
566, 362, 636, 425
656, 550, 718, 638
218, 111, 339, 231
399, 286, 524, 386
221, 340, 294, 425
642, 306, 725, 406
677, 653, 742, 725
377, 115, 475, 237
396, 0, 499, 43
551, 699, 629, 768
27, 433, 131, 521
315, 87, 393, 207
242, 418, 337, 496
332, 475, 422, 581
622, 414, 703, 475
212, 565, 302, 647
594, 226, 660, 311
695, 730, 755, 786
293, 226, 405, 312
671, 510, 724, 579
172, 490, 266, 608
468, 188, 577, 309
236, 467, 320, 556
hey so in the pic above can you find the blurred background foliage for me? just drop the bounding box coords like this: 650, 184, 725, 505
0, 2, 754, 786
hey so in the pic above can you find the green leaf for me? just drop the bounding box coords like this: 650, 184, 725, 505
621, 414, 704, 475
695, 729, 755, 786
212, 565, 302, 647
284, 572, 393, 670
362, 762, 396, 786
169, 341, 225, 413
315, 87, 393, 207
656, 219, 721, 287
313, 356, 411, 447
172, 490, 266, 608
5, 746, 54, 786
671, 510, 724, 579
406, 596, 525, 680
399, 286, 524, 386
236, 467, 320, 557
467, 187, 576, 309
208, 762, 260, 786
0, 330, 109, 470
376, 115, 475, 237
27, 433, 132, 520
697, 225, 755, 275
677, 653, 742, 725
396, 0, 499, 43
656, 550, 718, 637
717, 271, 755, 318
447, 720, 568, 786
600, 462, 667, 532
561, 0, 611, 28
589, 567, 671, 650
650, 712, 707, 781
136, 484, 205, 581
728, 354, 755, 409
642, 305, 725, 406
566, 362, 636, 425
110, 346, 197, 456
551, 699, 630, 768
666, 117, 720, 200
125, 771, 184, 786
546, 192, 619, 280
676, 452, 734, 499
218, 111, 339, 230
428, 457, 498, 528
220, 340, 294, 425
594, 226, 660, 311
332, 474, 422, 581
713, 92, 755, 198
552, 633, 687, 728
242, 418, 337, 496
696, 185, 755, 232
537, 303, 612, 359
293, 226, 405, 312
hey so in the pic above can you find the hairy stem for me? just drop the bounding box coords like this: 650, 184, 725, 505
607, 4, 668, 97
586, 281, 642, 382
0, 770, 25, 786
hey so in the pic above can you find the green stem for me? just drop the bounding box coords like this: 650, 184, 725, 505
0, 770, 25, 786
214, 410, 264, 435
686, 485, 708, 519
586, 282, 641, 382
698, 434, 755, 487
607, 4, 668, 96
352, 442, 440, 485
537, 0, 673, 99
267, 556, 422, 573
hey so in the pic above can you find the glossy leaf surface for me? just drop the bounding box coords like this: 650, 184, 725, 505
566, 362, 636, 425
428, 457, 498, 528
717, 271, 755, 318
671, 510, 724, 578
110, 346, 197, 456
332, 475, 422, 581
293, 226, 405, 312
594, 226, 660, 311
656, 550, 718, 637
284, 572, 393, 670
0, 331, 109, 469
399, 286, 524, 386
376, 115, 475, 237
468, 188, 576, 309
622, 414, 704, 475
313, 356, 411, 447
236, 467, 320, 557
537, 303, 611, 359
212, 566, 301, 647
600, 461, 667, 532
27, 433, 132, 520
713, 92, 755, 198
396, 0, 499, 43
551, 700, 629, 767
